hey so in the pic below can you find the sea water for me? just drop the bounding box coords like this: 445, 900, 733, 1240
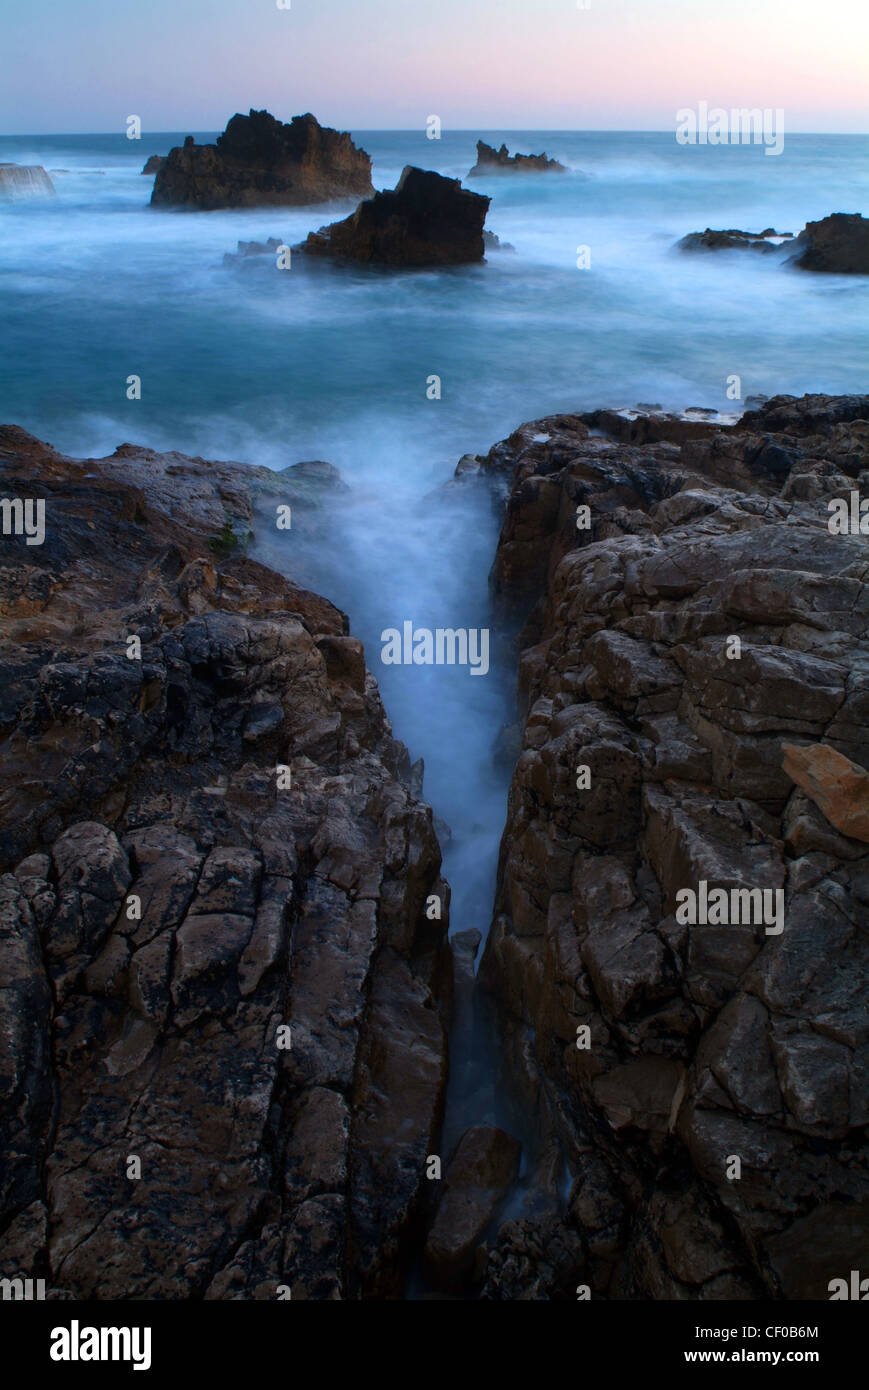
1, 128, 867, 960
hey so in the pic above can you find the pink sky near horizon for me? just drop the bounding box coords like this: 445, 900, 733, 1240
1, 0, 867, 134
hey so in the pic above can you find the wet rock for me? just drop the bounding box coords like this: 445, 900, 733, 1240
468, 141, 566, 176
151, 109, 373, 210
678, 227, 791, 253
423, 1125, 521, 1287
794, 212, 869, 274
300, 166, 490, 267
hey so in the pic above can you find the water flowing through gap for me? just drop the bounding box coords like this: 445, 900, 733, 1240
251, 446, 525, 1177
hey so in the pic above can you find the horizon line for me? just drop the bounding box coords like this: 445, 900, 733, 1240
2, 126, 868, 139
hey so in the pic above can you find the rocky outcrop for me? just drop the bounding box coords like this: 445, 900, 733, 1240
473, 392, 869, 1299
0, 164, 55, 199
151, 110, 373, 210
468, 142, 566, 176
301, 167, 490, 268
141, 155, 166, 176
678, 227, 793, 254
0, 426, 450, 1299
794, 213, 869, 274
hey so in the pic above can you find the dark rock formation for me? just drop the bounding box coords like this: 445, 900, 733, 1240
0, 426, 450, 1299
581, 405, 739, 447
0, 164, 55, 198
423, 1125, 520, 1287
794, 213, 869, 274
678, 227, 792, 253
151, 110, 374, 211
301, 167, 490, 268
473, 393, 869, 1299
468, 141, 566, 176
141, 155, 166, 176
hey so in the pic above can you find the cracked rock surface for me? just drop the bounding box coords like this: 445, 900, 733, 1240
0, 425, 450, 1299
475, 393, 869, 1299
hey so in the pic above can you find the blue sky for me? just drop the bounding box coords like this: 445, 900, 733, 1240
2, 0, 867, 133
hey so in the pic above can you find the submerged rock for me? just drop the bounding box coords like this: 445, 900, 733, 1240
0, 164, 55, 199
678, 226, 792, 253
468, 141, 566, 176
151, 109, 374, 210
300, 166, 490, 267
475, 391, 869, 1300
794, 212, 869, 274
0, 425, 451, 1299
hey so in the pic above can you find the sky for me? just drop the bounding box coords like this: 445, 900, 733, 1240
1, 0, 867, 134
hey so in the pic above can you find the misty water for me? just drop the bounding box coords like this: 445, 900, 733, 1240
2, 127, 868, 1172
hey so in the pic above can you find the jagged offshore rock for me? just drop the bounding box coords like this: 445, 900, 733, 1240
141, 154, 166, 175
151, 109, 374, 210
301, 166, 490, 267
467, 141, 567, 176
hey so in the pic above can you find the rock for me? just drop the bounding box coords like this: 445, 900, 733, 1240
223, 236, 283, 263
794, 213, 869, 274
483, 229, 515, 253
678, 227, 792, 253
141, 155, 165, 176
480, 1213, 587, 1299
475, 391, 869, 1300
300, 166, 490, 268
782, 744, 869, 844
468, 141, 566, 176
423, 1125, 521, 1287
0, 164, 55, 199
0, 425, 451, 1298
151, 109, 373, 210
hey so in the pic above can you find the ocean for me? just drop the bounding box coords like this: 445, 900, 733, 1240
1, 126, 867, 968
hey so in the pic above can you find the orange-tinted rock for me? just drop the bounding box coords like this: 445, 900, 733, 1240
782, 742, 869, 843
